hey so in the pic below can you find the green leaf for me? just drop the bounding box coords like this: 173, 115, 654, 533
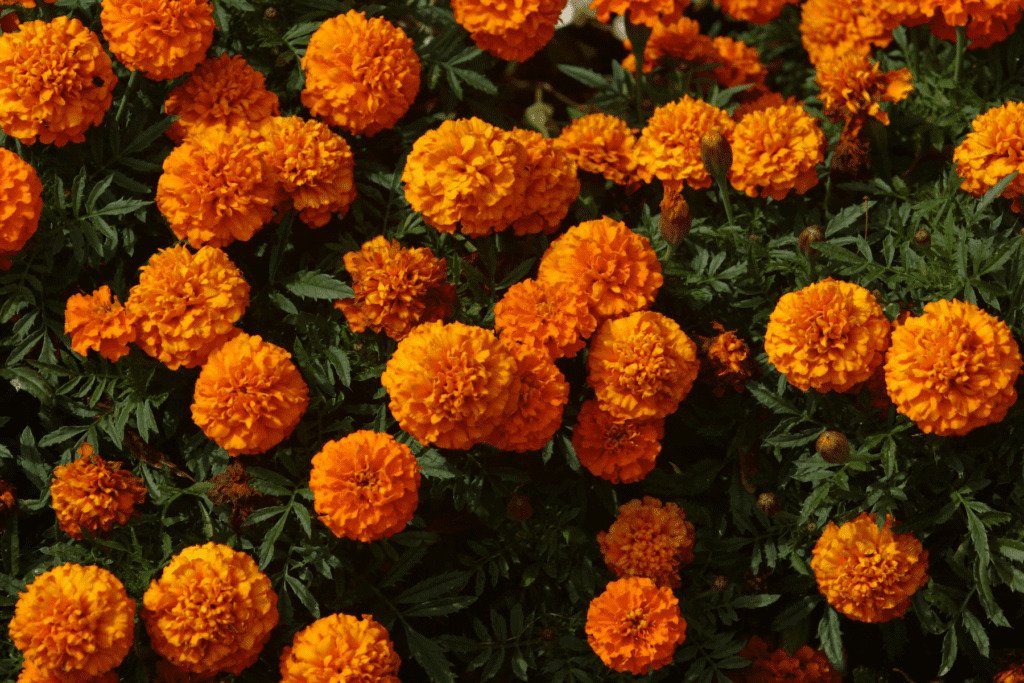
817, 607, 845, 673
326, 347, 351, 387
557, 65, 611, 90
18, 427, 48, 491
405, 624, 455, 683
417, 450, 457, 479
285, 574, 321, 618
379, 544, 428, 588
975, 170, 1018, 215
771, 594, 822, 631
746, 382, 801, 416
87, 198, 152, 218
402, 595, 477, 618
451, 68, 498, 95
997, 537, 1024, 563
284, 271, 353, 300
258, 504, 290, 569
963, 498, 991, 566
938, 627, 957, 676
38, 425, 88, 448
395, 571, 471, 603
731, 594, 781, 609
961, 610, 989, 657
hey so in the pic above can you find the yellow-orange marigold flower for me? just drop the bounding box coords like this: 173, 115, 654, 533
310, 431, 421, 542
698, 321, 757, 396
64, 286, 136, 362
731, 90, 801, 122
453, 0, 562, 62
494, 278, 597, 360
764, 278, 890, 393
884, 299, 1022, 436
719, 0, 800, 24
817, 54, 913, 128
164, 53, 280, 143
556, 113, 640, 185
728, 635, 843, 683
381, 321, 521, 450
142, 542, 278, 675
101, 0, 214, 81
996, 663, 1024, 683
17, 660, 118, 683
302, 11, 420, 136
588, 310, 699, 421
800, 0, 892, 66
730, 104, 825, 200
635, 96, 735, 190
0, 148, 42, 270
126, 245, 250, 370
335, 236, 456, 341
585, 576, 686, 675
0, 17, 116, 146
486, 342, 569, 452
590, 0, 690, 27
954, 102, 1024, 213
622, 16, 715, 73
191, 332, 310, 456
711, 36, 768, 89
510, 127, 580, 235
9, 564, 134, 682
279, 613, 400, 683
811, 512, 929, 623
0, 0, 56, 8
572, 399, 664, 484
51, 442, 146, 540
598, 496, 695, 588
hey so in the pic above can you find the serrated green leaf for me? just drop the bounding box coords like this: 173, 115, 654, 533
556, 64, 611, 90
285, 574, 320, 618
284, 271, 353, 300
976, 170, 1018, 215
731, 594, 781, 609
817, 607, 845, 673
405, 624, 455, 683
396, 571, 471, 604
938, 627, 957, 676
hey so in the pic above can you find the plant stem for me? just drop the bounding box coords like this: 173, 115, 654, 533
115, 70, 139, 126
953, 25, 967, 83
715, 176, 735, 226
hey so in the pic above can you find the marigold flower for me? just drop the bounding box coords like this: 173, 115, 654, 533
585, 576, 686, 675
800, 0, 892, 66
335, 236, 456, 341
884, 299, 1022, 436
191, 332, 309, 456
17, 660, 119, 683
996, 663, 1024, 683
143, 543, 278, 675
817, 54, 913, 129
486, 342, 569, 452
51, 442, 146, 540
0, 0, 56, 8
728, 635, 843, 683
811, 512, 929, 623
453, 0, 562, 62
64, 286, 136, 362
764, 278, 890, 393
310, 431, 421, 542
510, 127, 580, 235
126, 245, 250, 371
954, 101, 1024, 213
731, 90, 801, 122
698, 322, 757, 396
556, 113, 640, 185
9, 564, 134, 682
381, 321, 521, 450
572, 399, 664, 484
494, 278, 597, 360
101, 0, 214, 80
0, 16, 116, 146
279, 613, 400, 683
302, 10, 420, 136
0, 148, 42, 270
598, 496, 695, 588
0, 479, 15, 519
711, 36, 768, 89
590, 0, 690, 27
730, 104, 825, 200
156, 124, 278, 248
621, 16, 715, 73
164, 53, 280, 143
658, 185, 691, 247
926, 4, 1021, 49
635, 96, 735, 190
719, 0, 800, 24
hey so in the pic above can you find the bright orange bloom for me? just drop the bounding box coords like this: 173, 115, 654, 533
728, 635, 843, 683
310, 431, 421, 542
0, 0, 56, 7
9, 564, 134, 682
590, 0, 690, 27
0, 148, 42, 270
926, 3, 1022, 49
50, 443, 146, 540
17, 660, 118, 683
698, 322, 757, 396
811, 512, 929, 623
0, 479, 14, 519
453, 0, 562, 62
510, 127, 580, 235
719, 0, 800, 24
64, 286, 136, 362
572, 399, 664, 484
800, 0, 891, 66
142, 543, 278, 675
954, 102, 1024, 213
0, 17, 116, 146
302, 11, 419, 136
101, 0, 214, 80
585, 576, 686, 675
731, 90, 801, 122
598, 496, 695, 588
635, 96, 735, 190
279, 613, 400, 683
711, 37, 768, 89
126, 245, 250, 371
164, 53, 280, 143
995, 663, 1024, 683
764, 278, 890, 393
885, 299, 1022, 436
556, 113, 640, 185
730, 104, 825, 200
494, 278, 597, 360
817, 54, 913, 130
486, 342, 569, 452
621, 16, 715, 73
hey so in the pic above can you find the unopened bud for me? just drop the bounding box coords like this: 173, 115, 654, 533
914, 228, 930, 246
700, 130, 732, 182
815, 430, 850, 464
506, 494, 532, 521
711, 575, 729, 593
541, 627, 556, 641
757, 492, 780, 517
264, 6, 278, 18
798, 225, 824, 257
659, 185, 691, 248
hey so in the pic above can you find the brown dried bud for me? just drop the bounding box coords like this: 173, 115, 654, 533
815, 430, 850, 464
264, 6, 278, 18
659, 185, 691, 248
711, 575, 729, 593
507, 494, 532, 521
757, 492, 781, 517
700, 130, 732, 182
798, 225, 824, 256
541, 627, 556, 641
914, 228, 931, 246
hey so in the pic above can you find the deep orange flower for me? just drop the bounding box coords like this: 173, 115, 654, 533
126, 245, 250, 371
486, 342, 569, 452
585, 576, 686, 675
9, 564, 134, 682
0, 148, 42, 270
152, 660, 217, 683
884, 299, 1022, 436
698, 322, 757, 396
0, 16, 116, 146
453, 0, 562, 62
142, 543, 278, 675
764, 278, 890, 393
621, 16, 715, 73
711, 37, 767, 89
510, 127, 580, 235
0, 0, 56, 7
494, 278, 597, 360
598, 496, 695, 588
728, 635, 843, 683
51, 442, 146, 540
800, 0, 891, 66
732, 90, 801, 122
812, 512, 929, 623
817, 54, 913, 129
302, 10, 419, 136
954, 102, 1024, 213
335, 236, 456, 341
101, 0, 214, 80
635, 96, 735, 190
64, 286, 136, 362
310, 431, 421, 542
17, 660, 118, 683
995, 663, 1024, 683
164, 53, 280, 143
0, 479, 15, 520
572, 399, 664, 484
556, 113, 640, 185
719, 0, 800, 24
730, 104, 825, 200
590, 0, 690, 27
279, 613, 400, 683
191, 332, 310, 456
926, 3, 1021, 49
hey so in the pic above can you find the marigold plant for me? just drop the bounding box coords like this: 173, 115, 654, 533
485, 342, 569, 452
635, 96, 735, 190
50, 442, 146, 540
597, 496, 695, 588
728, 635, 843, 683
494, 278, 597, 360
556, 113, 640, 185
698, 322, 757, 396
729, 104, 826, 200
64, 285, 136, 362
100, 0, 215, 80
954, 101, 1024, 212
572, 399, 665, 484
0, 147, 42, 270
279, 613, 400, 683
509, 127, 580, 235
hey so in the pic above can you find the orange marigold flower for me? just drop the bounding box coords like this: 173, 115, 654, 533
279, 613, 400, 683
635, 96, 735, 190
622, 16, 715, 73
152, 660, 217, 683
817, 54, 913, 128
556, 113, 640, 185
572, 399, 664, 484
17, 660, 118, 683
954, 101, 1024, 213
382, 321, 520, 449
51, 442, 146, 540
585, 576, 686, 675
811, 512, 929, 623
537, 217, 663, 323
0, 479, 15, 519
926, 3, 1022, 49
126, 245, 250, 371
698, 321, 757, 397
588, 310, 699, 421
486, 342, 569, 452
996, 663, 1024, 683
509, 127, 580, 235
142, 543, 278, 675
64, 286, 136, 362
164, 53, 280, 143
191, 332, 310, 456
310, 431, 421, 542
0, 17, 116, 146
335, 236, 456, 341
0, 0, 56, 8
598, 496, 695, 588
494, 278, 597, 360
884, 299, 1022, 436
258, 116, 356, 228
0, 148, 42, 270
729, 104, 825, 200
590, 0, 690, 27
719, 0, 800, 24
101, 0, 214, 81
800, 0, 891, 66
731, 90, 801, 122
764, 278, 890, 393
156, 124, 278, 249
453, 0, 562, 62
711, 36, 768, 89
728, 635, 843, 683
302, 10, 420, 136
9, 564, 134, 682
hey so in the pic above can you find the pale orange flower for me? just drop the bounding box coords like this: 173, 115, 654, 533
635, 95, 735, 190
485, 342, 569, 452
572, 399, 664, 484
101, 0, 214, 80
556, 113, 640, 185
729, 104, 825, 200
64, 286, 136, 362
51, 442, 146, 540
509, 127, 580, 235
494, 278, 597, 360
279, 613, 400, 683
954, 102, 1024, 213
598, 496, 695, 588
0, 148, 42, 270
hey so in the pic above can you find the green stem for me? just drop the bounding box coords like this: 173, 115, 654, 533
953, 25, 967, 83
115, 70, 140, 126
715, 176, 735, 226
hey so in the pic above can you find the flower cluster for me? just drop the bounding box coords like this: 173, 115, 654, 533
101, 0, 214, 80
64, 286, 136, 362
598, 496, 695, 588
729, 104, 825, 200
572, 399, 664, 484
50, 442, 147, 540
279, 613, 400, 683
452, 0, 562, 62
556, 113, 639, 185
728, 635, 843, 683
485, 342, 569, 452
635, 96, 735, 190
0, 148, 42, 270
954, 101, 1024, 212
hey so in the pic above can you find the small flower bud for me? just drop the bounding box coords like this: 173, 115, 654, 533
711, 575, 729, 593
659, 185, 691, 248
264, 6, 278, 19
506, 494, 532, 521
541, 627, 556, 641
700, 130, 733, 182
798, 225, 824, 256
913, 228, 930, 246
757, 492, 780, 517
815, 430, 850, 464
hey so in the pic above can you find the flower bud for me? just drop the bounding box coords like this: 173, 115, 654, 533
700, 130, 732, 182
506, 494, 532, 521
757, 492, 780, 517
798, 225, 824, 256
659, 185, 691, 248
711, 575, 729, 593
913, 228, 930, 246
264, 6, 278, 18
815, 430, 849, 464
541, 627, 556, 641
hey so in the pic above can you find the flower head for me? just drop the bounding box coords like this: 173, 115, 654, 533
635, 96, 735, 190
589, 0, 690, 27
996, 663, 1024, 683
572, 399, 664, 484
101, 0, 214, 80
622, 16, 715, 73
0, 148, 42, 270
884, 299, 1022, 436
800, 0, 891, 66
811, 512, 929, 623
279, 613, 400, 683
954, 101, 1024, 213
732, 90, 801, 122
598, 496, 695, 588
729, 635, 843, 683
302, 10, 419, 136
556, 113, 640, 185
698, 322, 757, 396
9, 564, 134, 682
485, 342, 569, 452
17, 660, 119, 683
730, 104, 825, 200
926, 3, 1022, 49
509, 127, 580, 235
494, 278, 596, 360
51, 442, 146, 540
0, 479, 15, 519
719, 0, 800, 24
817, 54, 913, 129
710, 36, 767, 89
585, 576, 687, 675
310, 431, 421, 542
453, 0, 562, 62
142, 543, 278, 675
64, 286, 136, 362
